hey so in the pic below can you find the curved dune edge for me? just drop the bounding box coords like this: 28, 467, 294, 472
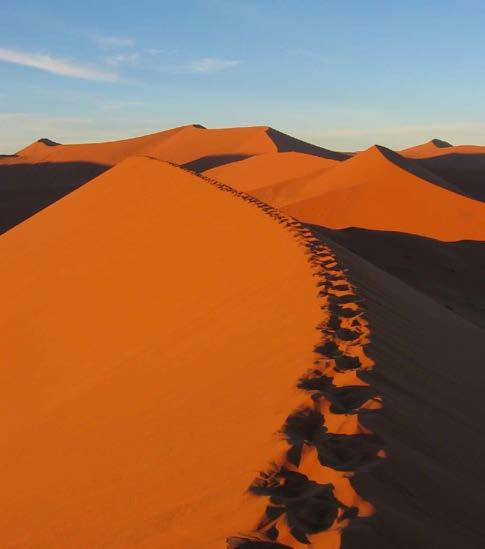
190, 170, 385, 548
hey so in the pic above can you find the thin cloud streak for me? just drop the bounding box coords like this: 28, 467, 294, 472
0, 48, 118, 81
177, 57, 242, 74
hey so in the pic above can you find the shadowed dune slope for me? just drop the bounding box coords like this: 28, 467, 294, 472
312, 226, 485, 329
0, 161, 106, 234
400, 140, 485, 201
414, 153, 485, 202
283, 145, 485, 241
307, 228, 485, 549
0, 157, 325, 548
204, 151, 339, 194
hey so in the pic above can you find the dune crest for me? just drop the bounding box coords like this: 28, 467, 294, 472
9, 125, 346, 168
282, 145, 485, 241
400, 138, 452, 158
0, 157, 382, 548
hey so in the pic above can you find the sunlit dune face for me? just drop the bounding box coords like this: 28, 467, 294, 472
281, 146, 485, 242
0, 157, 383, 548
204, 152, 339, 195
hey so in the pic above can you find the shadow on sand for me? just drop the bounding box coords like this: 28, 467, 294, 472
309, 225, 485, 330
182, 154, 252, 172
0, 161, 108, 233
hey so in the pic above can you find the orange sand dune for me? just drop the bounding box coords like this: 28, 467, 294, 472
8, 125, 347, 169
204, 151, 339, 195
0, 125, 347, 234
283, 145, 485, 241
0, 157, 379, 548
400, 138, 453, 158
401, 138, 485, 159
399, 141, 485, 201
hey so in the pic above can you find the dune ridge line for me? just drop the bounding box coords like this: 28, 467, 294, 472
158, 158, 384, 548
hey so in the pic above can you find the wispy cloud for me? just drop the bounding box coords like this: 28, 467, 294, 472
104, 53, 140, 66
177, 57, 242, 74
143, 48, 177, 56
0, 48, 117, 81
93, 35, 136, 49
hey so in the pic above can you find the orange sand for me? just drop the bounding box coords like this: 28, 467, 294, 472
6, 125, 345, 168
283, 145, 485, 241
0, 157, 326, 547
401, 139, 485, 159
204, 151, 339, 195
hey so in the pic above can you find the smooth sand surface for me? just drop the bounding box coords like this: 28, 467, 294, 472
283, 145, 485, 241
204, 152, 339, 195
0, 157, 326, 547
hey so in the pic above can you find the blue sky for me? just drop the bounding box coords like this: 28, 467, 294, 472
1, 0, 484, 153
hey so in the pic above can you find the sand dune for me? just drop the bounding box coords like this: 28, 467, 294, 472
399, 140, 485, 201
9, 124, 347, 168
0, 157, 381, 548
204, 151, 339, 195
313, 226, 485, 329
1, 126, 484, 548
0, 125, 347, 234
283, 145, 485, 241
400, 138, 453, 158
314, 229, 485, 549
400, 139, 485, 159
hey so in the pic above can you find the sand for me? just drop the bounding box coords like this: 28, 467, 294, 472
9, 125, 347, 168
0, 125, 346, 234
315, 230, 485, 549
205, 152, 342, 209
0, 157, 381, 548
282, 145, 485, 241
1, 126, 484, 548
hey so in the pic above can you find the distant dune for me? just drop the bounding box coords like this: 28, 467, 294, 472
400, 138, 453, 158
204, 151, 339, 195
282, 145, 485, 241
399, 140, 485, 201
9, 124, 347, 167
0, 125, 347, 234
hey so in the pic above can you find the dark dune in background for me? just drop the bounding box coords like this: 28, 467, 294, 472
401, 139, 485, 201
317, 231, 485, 549
414, 153, 485, 201
312, 226, 485, 329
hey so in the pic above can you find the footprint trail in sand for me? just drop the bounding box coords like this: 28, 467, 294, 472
188, 175, 387, 549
